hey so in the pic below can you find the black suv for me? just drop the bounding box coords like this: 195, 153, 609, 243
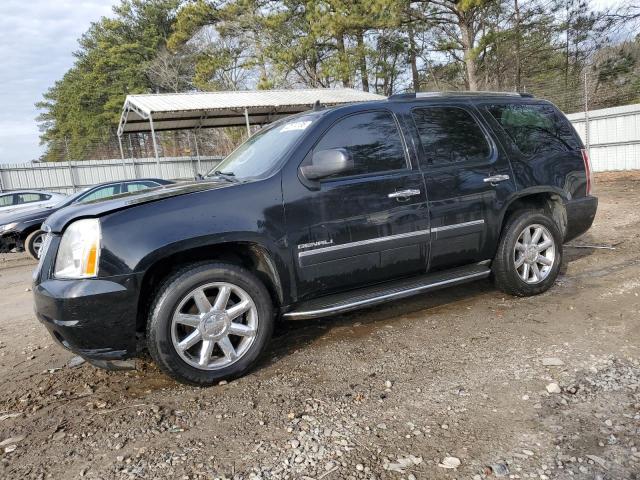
33, 92, 597, 385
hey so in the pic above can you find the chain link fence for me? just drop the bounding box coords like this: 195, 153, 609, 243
42, 128, 246, 163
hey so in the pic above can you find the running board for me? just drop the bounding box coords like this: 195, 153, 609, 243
283, 264, 491, 320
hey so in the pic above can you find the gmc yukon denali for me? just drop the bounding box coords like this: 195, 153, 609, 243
33, 92, 597, 385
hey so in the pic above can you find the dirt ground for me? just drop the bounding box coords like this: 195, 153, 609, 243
1, 172, 639, 480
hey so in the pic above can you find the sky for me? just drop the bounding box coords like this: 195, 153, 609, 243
0, 0, 629, 164
0, 1, 115, 164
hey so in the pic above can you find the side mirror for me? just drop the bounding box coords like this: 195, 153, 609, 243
195, 173, 204, 181
300, 148, 354, 181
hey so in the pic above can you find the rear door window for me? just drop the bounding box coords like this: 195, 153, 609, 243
411, 107, 491, 167
16, 193, 41, 204
0, 194, 15, 207
313, 110, 408, 178
487, 103, 580, 156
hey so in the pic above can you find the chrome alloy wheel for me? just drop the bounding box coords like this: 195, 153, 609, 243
170, 282, 258, 370
514, 224, 556, 284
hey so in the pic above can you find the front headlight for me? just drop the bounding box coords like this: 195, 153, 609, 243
0, 222, 18, 233
54, 219, 101, 279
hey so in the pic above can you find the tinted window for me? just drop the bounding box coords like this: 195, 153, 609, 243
488, 103, 580, 156
412, 107, 491, 166
0, 194, 14, 207
78, 185, 120, 203
39, 194, 52, 201
125, 181, 157, 193
313, 111, 407, 178
16, 193, 40, 204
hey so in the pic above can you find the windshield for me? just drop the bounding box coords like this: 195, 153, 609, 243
55, 187, 91, 207
206, 114, 318, 180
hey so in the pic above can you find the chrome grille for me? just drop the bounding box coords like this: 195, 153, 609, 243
33, 233, 53, 279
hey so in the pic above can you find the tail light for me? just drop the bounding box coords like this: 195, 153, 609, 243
581, 149, 594, 195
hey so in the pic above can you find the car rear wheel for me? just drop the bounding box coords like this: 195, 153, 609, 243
25, 229, 45, 260
147, 262, 274, 386
492, 210, 562, 297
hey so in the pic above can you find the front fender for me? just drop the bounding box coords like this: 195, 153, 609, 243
131, 232, 281, 273
127, 234, 289, 306
94, 176, 292, 302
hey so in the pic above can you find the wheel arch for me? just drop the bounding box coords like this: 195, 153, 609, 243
136, 241, 284, 334
9, 223, 44, 252
19, 223, 43, 241
499, 188, 568, 240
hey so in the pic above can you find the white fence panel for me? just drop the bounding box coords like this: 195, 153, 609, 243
567, 103, 640, 172
0, 156, 221, 194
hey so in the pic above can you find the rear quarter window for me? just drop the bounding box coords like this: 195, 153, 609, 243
124, 182, 158, 193
487, 103, 581, 156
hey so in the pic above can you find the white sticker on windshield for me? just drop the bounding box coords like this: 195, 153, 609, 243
280, 120, 312, 132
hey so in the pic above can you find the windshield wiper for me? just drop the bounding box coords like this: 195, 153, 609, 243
209, 170, 239, 182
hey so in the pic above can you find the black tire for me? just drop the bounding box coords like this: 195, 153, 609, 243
492, 210, 562, 297
147, 262, 274, 386
25, 229, 45, 260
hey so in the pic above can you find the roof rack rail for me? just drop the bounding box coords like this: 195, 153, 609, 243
388, 91, 534, 100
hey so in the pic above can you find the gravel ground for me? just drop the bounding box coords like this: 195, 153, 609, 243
0, 172, 639, 480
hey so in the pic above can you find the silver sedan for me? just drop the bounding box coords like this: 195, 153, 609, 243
0, 190, 66, 215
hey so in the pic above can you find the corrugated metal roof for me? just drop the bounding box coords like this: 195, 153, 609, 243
118, 88, 386, 134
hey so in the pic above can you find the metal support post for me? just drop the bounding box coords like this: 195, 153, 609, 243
149, 115, 161, 178
584, 71, 591, 157
244, 108, 251, 137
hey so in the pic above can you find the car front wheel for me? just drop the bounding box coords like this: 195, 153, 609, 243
25, 229, 46, 260
147, 262, 274, 386
492, 210, 562, 297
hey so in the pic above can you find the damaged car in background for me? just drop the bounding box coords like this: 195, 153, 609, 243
1, 179, 172, 259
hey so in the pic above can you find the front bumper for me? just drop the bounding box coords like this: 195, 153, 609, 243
565, 195, 598, 242
33, 273, 141, 361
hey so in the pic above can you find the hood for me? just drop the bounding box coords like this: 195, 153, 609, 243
44, 179, 237, 233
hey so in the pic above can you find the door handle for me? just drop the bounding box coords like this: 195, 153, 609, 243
483, 174, 510, 184
388, 189, 421, 199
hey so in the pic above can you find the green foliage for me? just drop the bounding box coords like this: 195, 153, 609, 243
37, 0, 180, 160
167, 0, 217, 51
590, 36, 640, 108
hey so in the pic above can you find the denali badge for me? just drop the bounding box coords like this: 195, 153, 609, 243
298, 239, 334, 250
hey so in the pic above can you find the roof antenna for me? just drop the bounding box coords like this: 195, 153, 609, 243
312, 100, 323, 111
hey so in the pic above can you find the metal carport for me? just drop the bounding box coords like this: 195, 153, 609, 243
117, 88, 385, 176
